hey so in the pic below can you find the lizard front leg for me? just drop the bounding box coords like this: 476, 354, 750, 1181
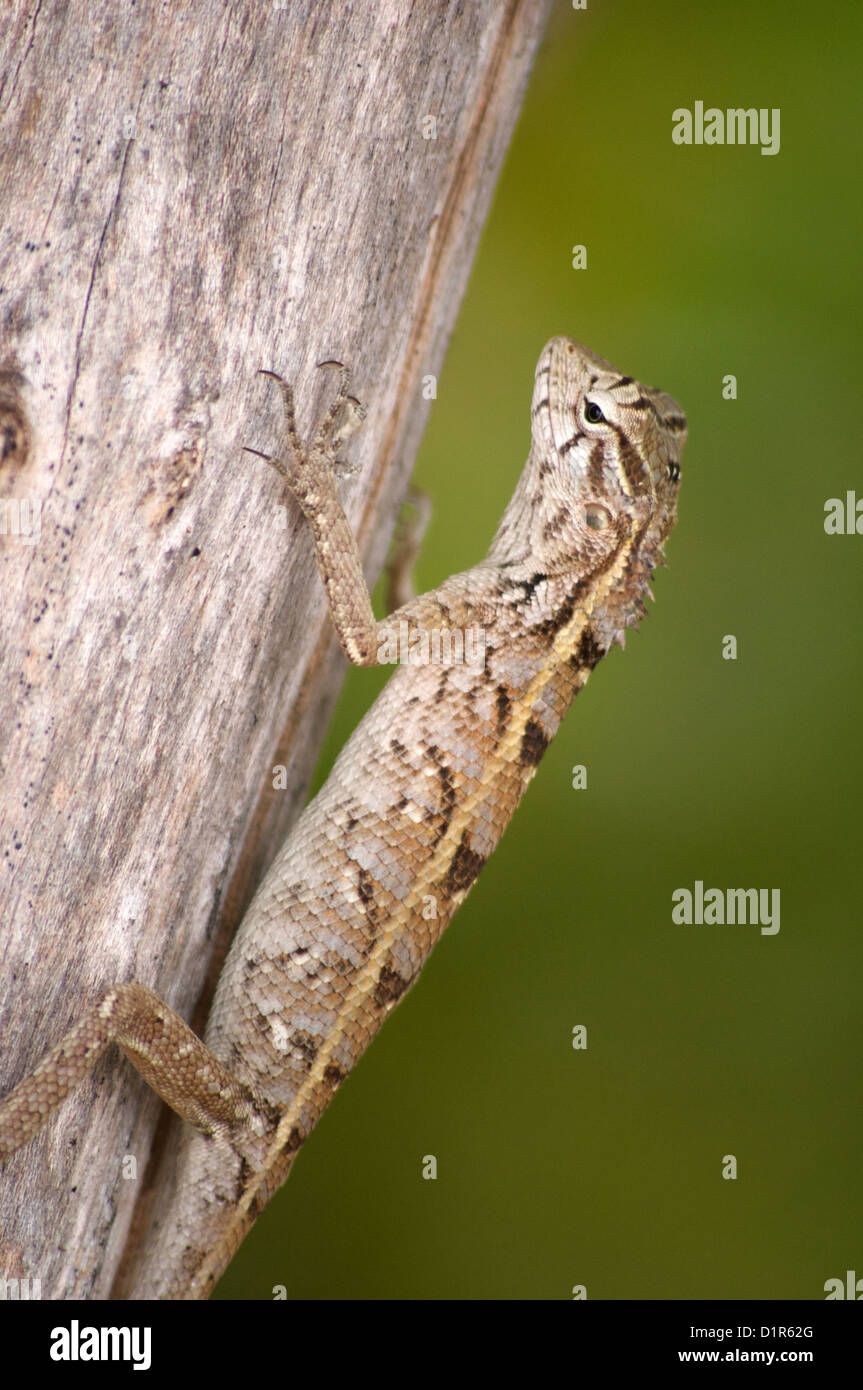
246, 361, 383, 666
247, 361, 440, 665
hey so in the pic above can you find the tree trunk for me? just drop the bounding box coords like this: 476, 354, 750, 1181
0, 0, 552, 1299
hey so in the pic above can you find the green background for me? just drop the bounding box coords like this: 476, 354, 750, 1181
218, 0, 862, 1299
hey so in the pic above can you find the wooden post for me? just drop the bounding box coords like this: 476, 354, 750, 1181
0, 0, 552, 1297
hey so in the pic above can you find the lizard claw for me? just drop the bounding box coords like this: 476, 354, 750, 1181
313, 362, 365, 454
242, 444, 288, 479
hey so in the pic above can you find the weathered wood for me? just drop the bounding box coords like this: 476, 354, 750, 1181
0, 1, 552, 1298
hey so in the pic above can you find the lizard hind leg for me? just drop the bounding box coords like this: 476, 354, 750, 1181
0, 982, 253, 1159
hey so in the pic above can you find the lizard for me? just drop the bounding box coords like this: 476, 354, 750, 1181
0, 336, 686, 1298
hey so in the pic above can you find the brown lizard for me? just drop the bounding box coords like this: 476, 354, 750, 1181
0, 336, 686, 1298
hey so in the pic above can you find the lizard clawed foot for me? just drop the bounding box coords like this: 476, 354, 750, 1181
243, 361, 366, 487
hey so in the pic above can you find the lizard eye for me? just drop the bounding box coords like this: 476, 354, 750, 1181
584, 400, 606, 425
667, 460, 681, 483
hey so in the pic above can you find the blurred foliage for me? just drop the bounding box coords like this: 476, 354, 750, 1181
218, 0, 862, 1299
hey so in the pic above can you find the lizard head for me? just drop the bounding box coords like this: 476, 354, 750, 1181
486, 335, 687, 648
